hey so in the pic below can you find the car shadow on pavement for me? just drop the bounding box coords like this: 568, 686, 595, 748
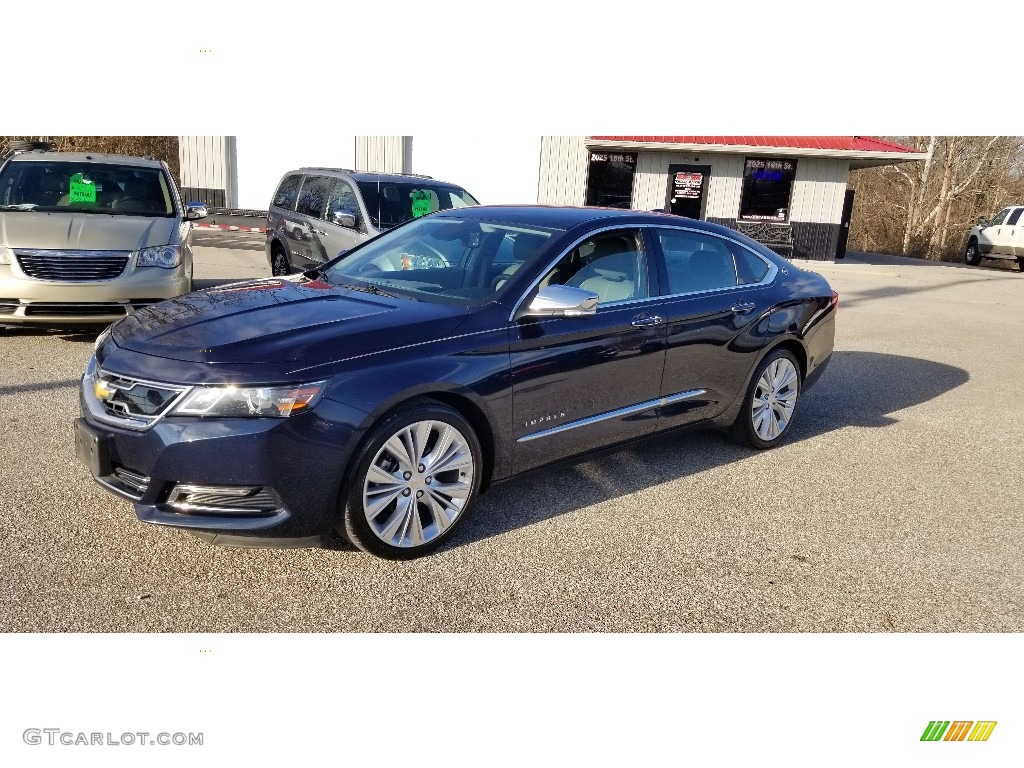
0, 326, 101, 343
447, 350, 970, 552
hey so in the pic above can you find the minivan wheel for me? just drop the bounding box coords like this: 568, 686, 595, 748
728, 348, 801, 450
338, 401, 482, 559
964, 240, 981, 266
271, 248, 290, 276
1018, 257, 1024, 272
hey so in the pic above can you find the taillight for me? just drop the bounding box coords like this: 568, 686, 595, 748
831, 290, 839, 311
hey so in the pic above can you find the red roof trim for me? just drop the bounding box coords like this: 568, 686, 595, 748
589, 136, 921, 154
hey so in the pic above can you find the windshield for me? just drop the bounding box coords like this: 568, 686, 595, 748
0, 161, 175, 217
323, 216, 557, 305
356, 180, 479, 230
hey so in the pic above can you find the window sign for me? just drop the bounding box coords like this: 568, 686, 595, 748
673, 171, 703, 200
739, 158, 797, 222
410, 189, 433, 218
69, 173, 96, 204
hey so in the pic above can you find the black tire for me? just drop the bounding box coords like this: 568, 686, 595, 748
337, 399, 483, 559
1017, 257, 1024, 273
728, 348, 802, 450
271, 246, 291, 276
964, 239, 982, 266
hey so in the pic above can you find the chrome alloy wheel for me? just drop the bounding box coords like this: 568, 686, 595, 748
362, 420, 475, 548
751, 358, 799, 442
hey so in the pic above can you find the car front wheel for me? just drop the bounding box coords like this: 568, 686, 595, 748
965, 240, 982, 266
729, 349, 801, 450
338, 400, 482, 559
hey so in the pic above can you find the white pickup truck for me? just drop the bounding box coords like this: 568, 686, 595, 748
964, 206, 1024, 270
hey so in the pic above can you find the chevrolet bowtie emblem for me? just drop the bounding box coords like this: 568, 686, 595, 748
93, 380, 113, 400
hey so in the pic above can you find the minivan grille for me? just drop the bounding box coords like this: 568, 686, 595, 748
15, 249, 131, 281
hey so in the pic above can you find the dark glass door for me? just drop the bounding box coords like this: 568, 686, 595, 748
665, 164, 711, 219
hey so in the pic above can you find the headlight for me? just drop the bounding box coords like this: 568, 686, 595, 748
0, 245, 11, 265
137, 244, 181, 268
171, 381, 327, 418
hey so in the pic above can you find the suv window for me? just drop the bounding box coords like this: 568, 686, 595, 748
990, 208, 1011, 226
540, 229, 649, 306
326, 179, 360, 224
356, 180, 479, 229
296, 176, 332, 219
272, 174, 302, 210
0, 161, 174, 217
1006, 207, 1023, 226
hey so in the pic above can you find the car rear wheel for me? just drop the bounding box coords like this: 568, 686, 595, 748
965, 240, 982, 266
338, 401, 482, 559
1017, 257, 1024, 272
729, 348, 801, 450
271, 247, 290, 276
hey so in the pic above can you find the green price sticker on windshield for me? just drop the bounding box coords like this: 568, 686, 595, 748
410, 189, 432, 218
69, 173, 96, 204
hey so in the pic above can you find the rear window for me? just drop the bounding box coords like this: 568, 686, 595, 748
356, 180, 479, 229
0, 161, 174, 217
272, 174, 302, 210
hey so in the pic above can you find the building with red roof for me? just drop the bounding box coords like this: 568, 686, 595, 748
537, 136, 927, 260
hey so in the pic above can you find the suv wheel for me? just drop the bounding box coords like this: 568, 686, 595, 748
965, 240, 982, 266
337, 400, 482, 559
271, 247, 290, 276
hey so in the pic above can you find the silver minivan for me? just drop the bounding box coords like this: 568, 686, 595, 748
0, 150, 205, 325
265, 168, 479, 275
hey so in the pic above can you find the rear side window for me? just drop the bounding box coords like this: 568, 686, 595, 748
733, 244, 771, 284
1007, 208, 1024, 226
655, 230, 738, 294
296, 176, 332, 218
272, 174, 301, 210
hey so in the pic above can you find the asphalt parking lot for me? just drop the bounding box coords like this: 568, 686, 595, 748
1, 233, 1022, 632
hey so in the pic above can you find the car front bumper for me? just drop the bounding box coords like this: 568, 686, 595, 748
0, 263, 190, 324
76, 359, 367, 541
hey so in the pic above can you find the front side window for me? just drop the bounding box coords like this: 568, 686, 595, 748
0, 161, 174, 217
326, 179, 360, 223
739, 158, 797, 222
655, 229, 741, 294
356, 181, 480, 229
296, 176, 332, 218
324, 217, 555, 305
540, 229, 648, 305
990, 208, 1011, 226
584, 152, 637, 208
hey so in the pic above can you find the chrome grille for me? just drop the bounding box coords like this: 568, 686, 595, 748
82, 358, 189, 431
167, 485, 284, 516
101, 466, 151, 500
15, 249, 131, 281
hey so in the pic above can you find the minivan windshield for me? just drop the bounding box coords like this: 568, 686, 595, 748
323, 216, 557, 306
0, 161, 175, 217
356, 180, 479, 230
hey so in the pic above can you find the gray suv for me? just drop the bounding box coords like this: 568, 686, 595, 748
266, 168, 479, 275
0, 150, 205, 325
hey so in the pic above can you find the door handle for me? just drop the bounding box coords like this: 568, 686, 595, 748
731, 302, 756, 314
631, 315, 663, 328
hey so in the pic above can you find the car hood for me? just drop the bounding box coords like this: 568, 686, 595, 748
110, 276, 470, 366
0, 210, 178, 250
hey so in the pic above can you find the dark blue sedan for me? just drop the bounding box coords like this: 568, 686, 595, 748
76, 206, 836, 558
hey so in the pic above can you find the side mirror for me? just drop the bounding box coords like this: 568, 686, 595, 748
978, 216, 988, 227
521, 284, 599, 318
332, 210, 358, 229
185, 203, 207, 221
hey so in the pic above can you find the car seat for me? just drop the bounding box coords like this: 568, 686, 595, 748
492, 232, 546, 290
565, 238, 640, 303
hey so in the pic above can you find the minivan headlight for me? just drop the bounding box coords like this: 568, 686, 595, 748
137, 245, 181, 268
0, 245, 11, 265
171, 381, 327, 418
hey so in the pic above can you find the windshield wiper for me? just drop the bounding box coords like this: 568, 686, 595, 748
0, 204, 40, 211
328, 280, 398, 299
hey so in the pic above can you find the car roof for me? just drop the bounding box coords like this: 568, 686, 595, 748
432, 204, 739, 234
298, 168, 465, 187
7, 151, 165, 169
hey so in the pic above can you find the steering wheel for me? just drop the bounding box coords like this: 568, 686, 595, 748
400, 243, 450, 269
114, 197, 149, 211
